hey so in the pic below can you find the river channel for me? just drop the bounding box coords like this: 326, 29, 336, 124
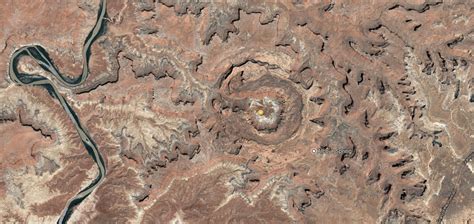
8, 0, 108, 223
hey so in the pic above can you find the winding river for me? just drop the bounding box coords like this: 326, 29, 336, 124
8, 0, 107, 223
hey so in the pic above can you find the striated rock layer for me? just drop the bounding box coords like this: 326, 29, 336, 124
0, 0, 473, 223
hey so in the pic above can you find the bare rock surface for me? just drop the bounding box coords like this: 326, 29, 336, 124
0, 0, 473, 223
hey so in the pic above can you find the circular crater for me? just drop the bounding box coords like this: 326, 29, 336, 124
220, 74, 303, 145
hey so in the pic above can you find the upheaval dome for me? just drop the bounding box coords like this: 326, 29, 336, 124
0, 0, 473, 223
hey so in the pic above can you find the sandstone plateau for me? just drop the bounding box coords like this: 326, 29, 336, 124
0, 0, 473, 223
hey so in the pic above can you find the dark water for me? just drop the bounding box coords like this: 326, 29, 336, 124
7, 0, 108, 223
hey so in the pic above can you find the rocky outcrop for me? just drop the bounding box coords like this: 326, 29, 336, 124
0, 0, 472, 223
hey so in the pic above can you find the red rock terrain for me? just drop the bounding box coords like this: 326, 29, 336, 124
0, 0, 473, 223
